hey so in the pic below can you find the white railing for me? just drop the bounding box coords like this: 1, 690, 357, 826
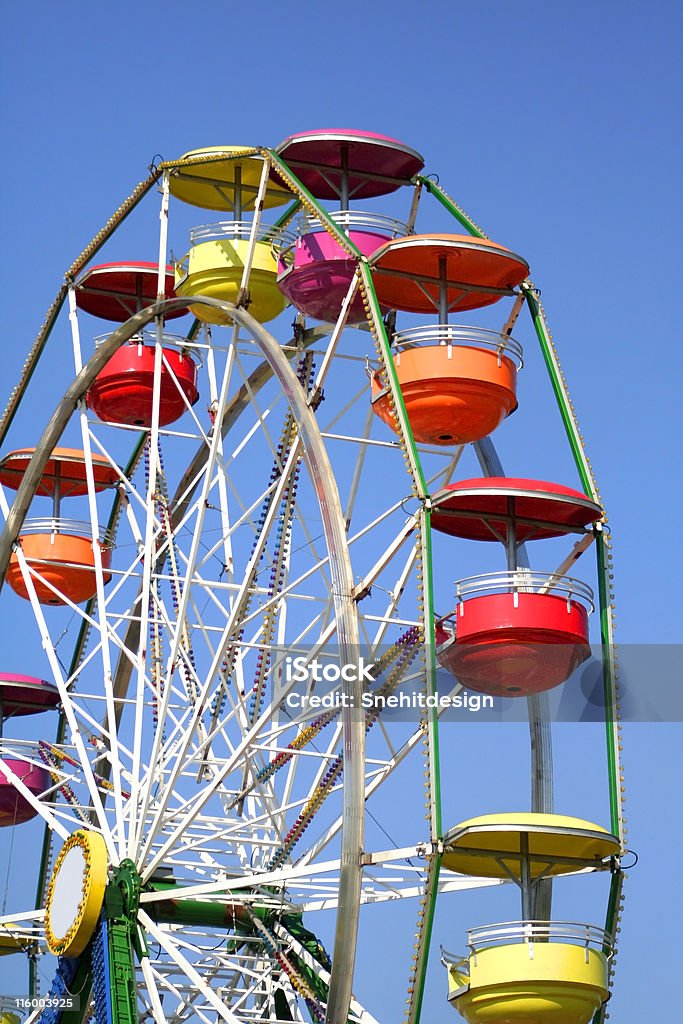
19, 518, 113, 547
94, 330, 202, 365
393, 324, 523, 368
189, 220, 297, 249
453, 570, 594, 612
467, 919, 612, 955
301, 209, 410, 238
441, 919, 612, 975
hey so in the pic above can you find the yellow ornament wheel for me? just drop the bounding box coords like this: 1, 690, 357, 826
44, 829, 108, 957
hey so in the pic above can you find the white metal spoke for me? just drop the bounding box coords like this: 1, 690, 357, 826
3, 548, 117, 857
0, 759, 69, 840
139, 955, 170, 1024
139, 910, 242, 1024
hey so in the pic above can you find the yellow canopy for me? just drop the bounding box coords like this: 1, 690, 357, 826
168, 147, 291, 211
442, 813, 619, 880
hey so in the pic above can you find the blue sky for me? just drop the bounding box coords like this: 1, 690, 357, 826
1, 0, 681, 1019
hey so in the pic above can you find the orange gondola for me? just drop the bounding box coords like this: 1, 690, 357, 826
1, 448, 117, 605
6, 526, 113, 605
371, 326, 522, 445
0, 448, 119, 497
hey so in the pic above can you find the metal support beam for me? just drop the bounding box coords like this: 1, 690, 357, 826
474, 437, 553, 922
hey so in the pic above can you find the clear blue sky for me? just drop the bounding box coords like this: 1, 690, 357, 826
1, 1, 681, 1020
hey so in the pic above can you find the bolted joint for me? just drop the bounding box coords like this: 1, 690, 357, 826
106, 859, 143, 925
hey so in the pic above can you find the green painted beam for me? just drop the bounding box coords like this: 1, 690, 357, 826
415, 176, 486, 238
523, 285, 596, 499
106, 921, 138, 1024
148, 881, 269, 929
596, 533, 622, 840
523, 285, 623, 843
411, 855, 441, 1024
420, 508, 442, 841
357, 263, 428, 498
0, 170, 160, 448
265, 150, 362, 259
591, 869, 624, 1024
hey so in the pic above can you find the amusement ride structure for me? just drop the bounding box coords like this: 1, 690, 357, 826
0, 131, 626, 1024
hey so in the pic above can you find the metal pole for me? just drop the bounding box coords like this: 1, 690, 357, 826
474, 438, 554, 923
234, 164, 242, 221
52, 463, 61, 523
438, 255, 449, 324
407, 854, 441, 1024
520, 832, 532, 922
340, 144, 349, 211
505, 497, 517, 572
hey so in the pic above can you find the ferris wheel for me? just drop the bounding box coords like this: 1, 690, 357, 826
0, 131, 626, 1024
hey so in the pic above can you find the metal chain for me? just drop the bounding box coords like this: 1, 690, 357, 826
267, 629, 422, 872
210, 353, 314, 724
248, 913, 326, 1021
37, 743, 91, 824
246, 354, 316, 726
0, 171, 161, 446
252, 624, 422, 796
